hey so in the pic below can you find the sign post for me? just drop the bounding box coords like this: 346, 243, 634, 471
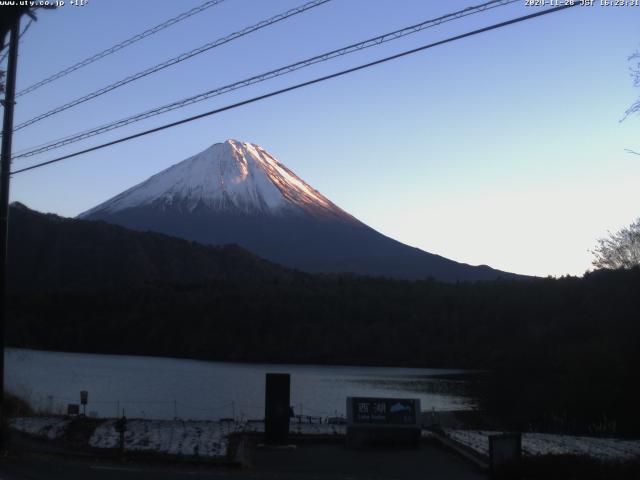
80, 390, 88, 416
346, 397, 421, 448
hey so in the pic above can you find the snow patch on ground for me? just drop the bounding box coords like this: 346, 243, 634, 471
11, 416, 346, 458
89, 419, 240, 458
15, 416, 636, 463
9, 417, 69, 439
88, 419, 345, 458
445, 429, 640, 462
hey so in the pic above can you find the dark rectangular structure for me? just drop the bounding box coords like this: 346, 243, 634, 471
264, 373, 290, 445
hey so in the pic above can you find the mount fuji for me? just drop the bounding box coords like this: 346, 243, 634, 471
79, 139, 517, 281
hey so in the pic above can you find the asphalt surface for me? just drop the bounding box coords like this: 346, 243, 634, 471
0, 444, 487, 480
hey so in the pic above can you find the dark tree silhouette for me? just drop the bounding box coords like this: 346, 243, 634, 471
6, 204, 640, 434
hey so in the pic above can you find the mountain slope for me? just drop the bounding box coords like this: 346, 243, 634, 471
80, 139, 520, 282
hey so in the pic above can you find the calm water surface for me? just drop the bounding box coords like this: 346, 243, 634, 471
7, 348, 474, 420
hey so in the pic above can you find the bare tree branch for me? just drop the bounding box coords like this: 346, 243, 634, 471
622, 49, 640, 121
591, 218, 640, 270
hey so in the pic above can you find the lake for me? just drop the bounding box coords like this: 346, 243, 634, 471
6, 348, 474, 420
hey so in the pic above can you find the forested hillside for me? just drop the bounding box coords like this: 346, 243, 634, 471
6, 204, 640, 434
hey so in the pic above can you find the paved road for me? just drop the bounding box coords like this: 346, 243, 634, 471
253, 443, 487, 479
0, 444, 487, 480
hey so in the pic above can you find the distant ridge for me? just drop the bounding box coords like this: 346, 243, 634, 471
8, 202, 295, 291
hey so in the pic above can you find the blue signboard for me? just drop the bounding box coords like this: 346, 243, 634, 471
347, 397, 420, 426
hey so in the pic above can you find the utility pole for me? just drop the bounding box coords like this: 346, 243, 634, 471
0, 12, 21, 449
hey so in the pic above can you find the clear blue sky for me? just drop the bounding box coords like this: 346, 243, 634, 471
4, 0, 639, 277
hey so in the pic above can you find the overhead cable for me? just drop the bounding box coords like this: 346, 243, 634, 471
14, 0, 227, 97
0, 19, 33, 64
14, 0, 518, 159
13, 0, 332, 131
12, 4, 578, 176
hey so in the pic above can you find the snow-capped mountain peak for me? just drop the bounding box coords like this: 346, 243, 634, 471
80, 140, 353, 221
79, 139, 520, 282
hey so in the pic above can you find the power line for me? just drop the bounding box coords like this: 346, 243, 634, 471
13, 0, 332, 132
0, 19, 33, 65
14, 0, 227, 97
13, 0, 519, 160
12, 4, 578, 176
